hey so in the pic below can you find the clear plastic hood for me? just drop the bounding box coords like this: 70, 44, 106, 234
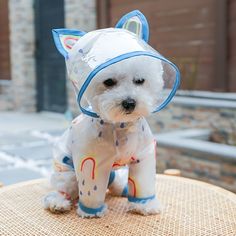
52, 10, 180, 118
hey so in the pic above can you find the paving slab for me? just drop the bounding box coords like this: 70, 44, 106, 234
3, 143, 53, 161
0, 133, 45, 147
0, 111, 69, 185
0, 168, 43, 185
0, 111, 69, 134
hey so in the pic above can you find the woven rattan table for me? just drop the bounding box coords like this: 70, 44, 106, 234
0, 175, 235, 236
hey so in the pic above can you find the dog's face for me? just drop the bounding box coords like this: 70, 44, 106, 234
53, 11, 179, 122
85, 56, 164, 123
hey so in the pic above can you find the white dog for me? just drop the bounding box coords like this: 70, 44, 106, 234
43, 10, 180, 218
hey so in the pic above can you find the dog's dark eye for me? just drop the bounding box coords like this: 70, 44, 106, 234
103, 78, 117, 87
133, 78, 145, 85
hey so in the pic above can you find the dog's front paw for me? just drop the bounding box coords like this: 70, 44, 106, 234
76, 202, 107, 218
43, 192, 71, 213
127, 196, 162, 215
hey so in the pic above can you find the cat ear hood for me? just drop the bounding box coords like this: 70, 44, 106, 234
52, 10, 180, 118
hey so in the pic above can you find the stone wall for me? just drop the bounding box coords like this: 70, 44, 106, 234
64, 0, 97, 115
148, 92, 236, 192
0, 81, 13, 110
148, 93, 236, 145
0, 0, 97, 113
157, 146, 236, 193
0, 0, 36, 112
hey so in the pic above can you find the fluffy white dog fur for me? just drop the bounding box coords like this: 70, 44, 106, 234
43, 56, 163, 218
86, 57, 164, 123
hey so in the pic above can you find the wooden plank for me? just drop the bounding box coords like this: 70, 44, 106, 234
96, 0, 110, 28
214, 0, 227, 91
111, 0, 214, 11
0, 0, 11, 80
152, 27, 215, 44
228, 0, 236, 91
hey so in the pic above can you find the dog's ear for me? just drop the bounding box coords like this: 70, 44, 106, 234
52, 29, 86, 57
115, 10, 149, 42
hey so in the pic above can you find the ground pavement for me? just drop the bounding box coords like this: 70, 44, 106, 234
0, 112, 70, 185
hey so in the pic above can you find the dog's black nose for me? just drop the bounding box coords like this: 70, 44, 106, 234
122, 98, 136, 113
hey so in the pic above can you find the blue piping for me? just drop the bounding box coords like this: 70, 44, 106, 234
77, 51, 180, 118
78, 202, 105, 215
62, 156, 74, 169
122, 185, 128, 197
128, 195, 155, 203
108, 171, 116, 186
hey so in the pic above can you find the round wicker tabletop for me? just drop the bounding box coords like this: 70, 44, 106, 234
0, 175, 235, 236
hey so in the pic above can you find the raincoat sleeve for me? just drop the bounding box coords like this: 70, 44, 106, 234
50, 127, 78, 200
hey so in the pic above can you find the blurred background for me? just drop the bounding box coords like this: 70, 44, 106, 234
0, 0, 235, 192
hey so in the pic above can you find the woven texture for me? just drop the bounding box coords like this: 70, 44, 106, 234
0, 175, 235, 236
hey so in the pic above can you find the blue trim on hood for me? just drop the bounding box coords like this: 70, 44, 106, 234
77, 51, 181, 118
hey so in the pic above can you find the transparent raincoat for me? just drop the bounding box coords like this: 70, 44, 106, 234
46, 10, 180, 217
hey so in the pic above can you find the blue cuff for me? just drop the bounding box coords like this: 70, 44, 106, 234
108, 170, 116, 187
78, 202, 105, 215
128, 195, 155, 204
122, 185, 128, 197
